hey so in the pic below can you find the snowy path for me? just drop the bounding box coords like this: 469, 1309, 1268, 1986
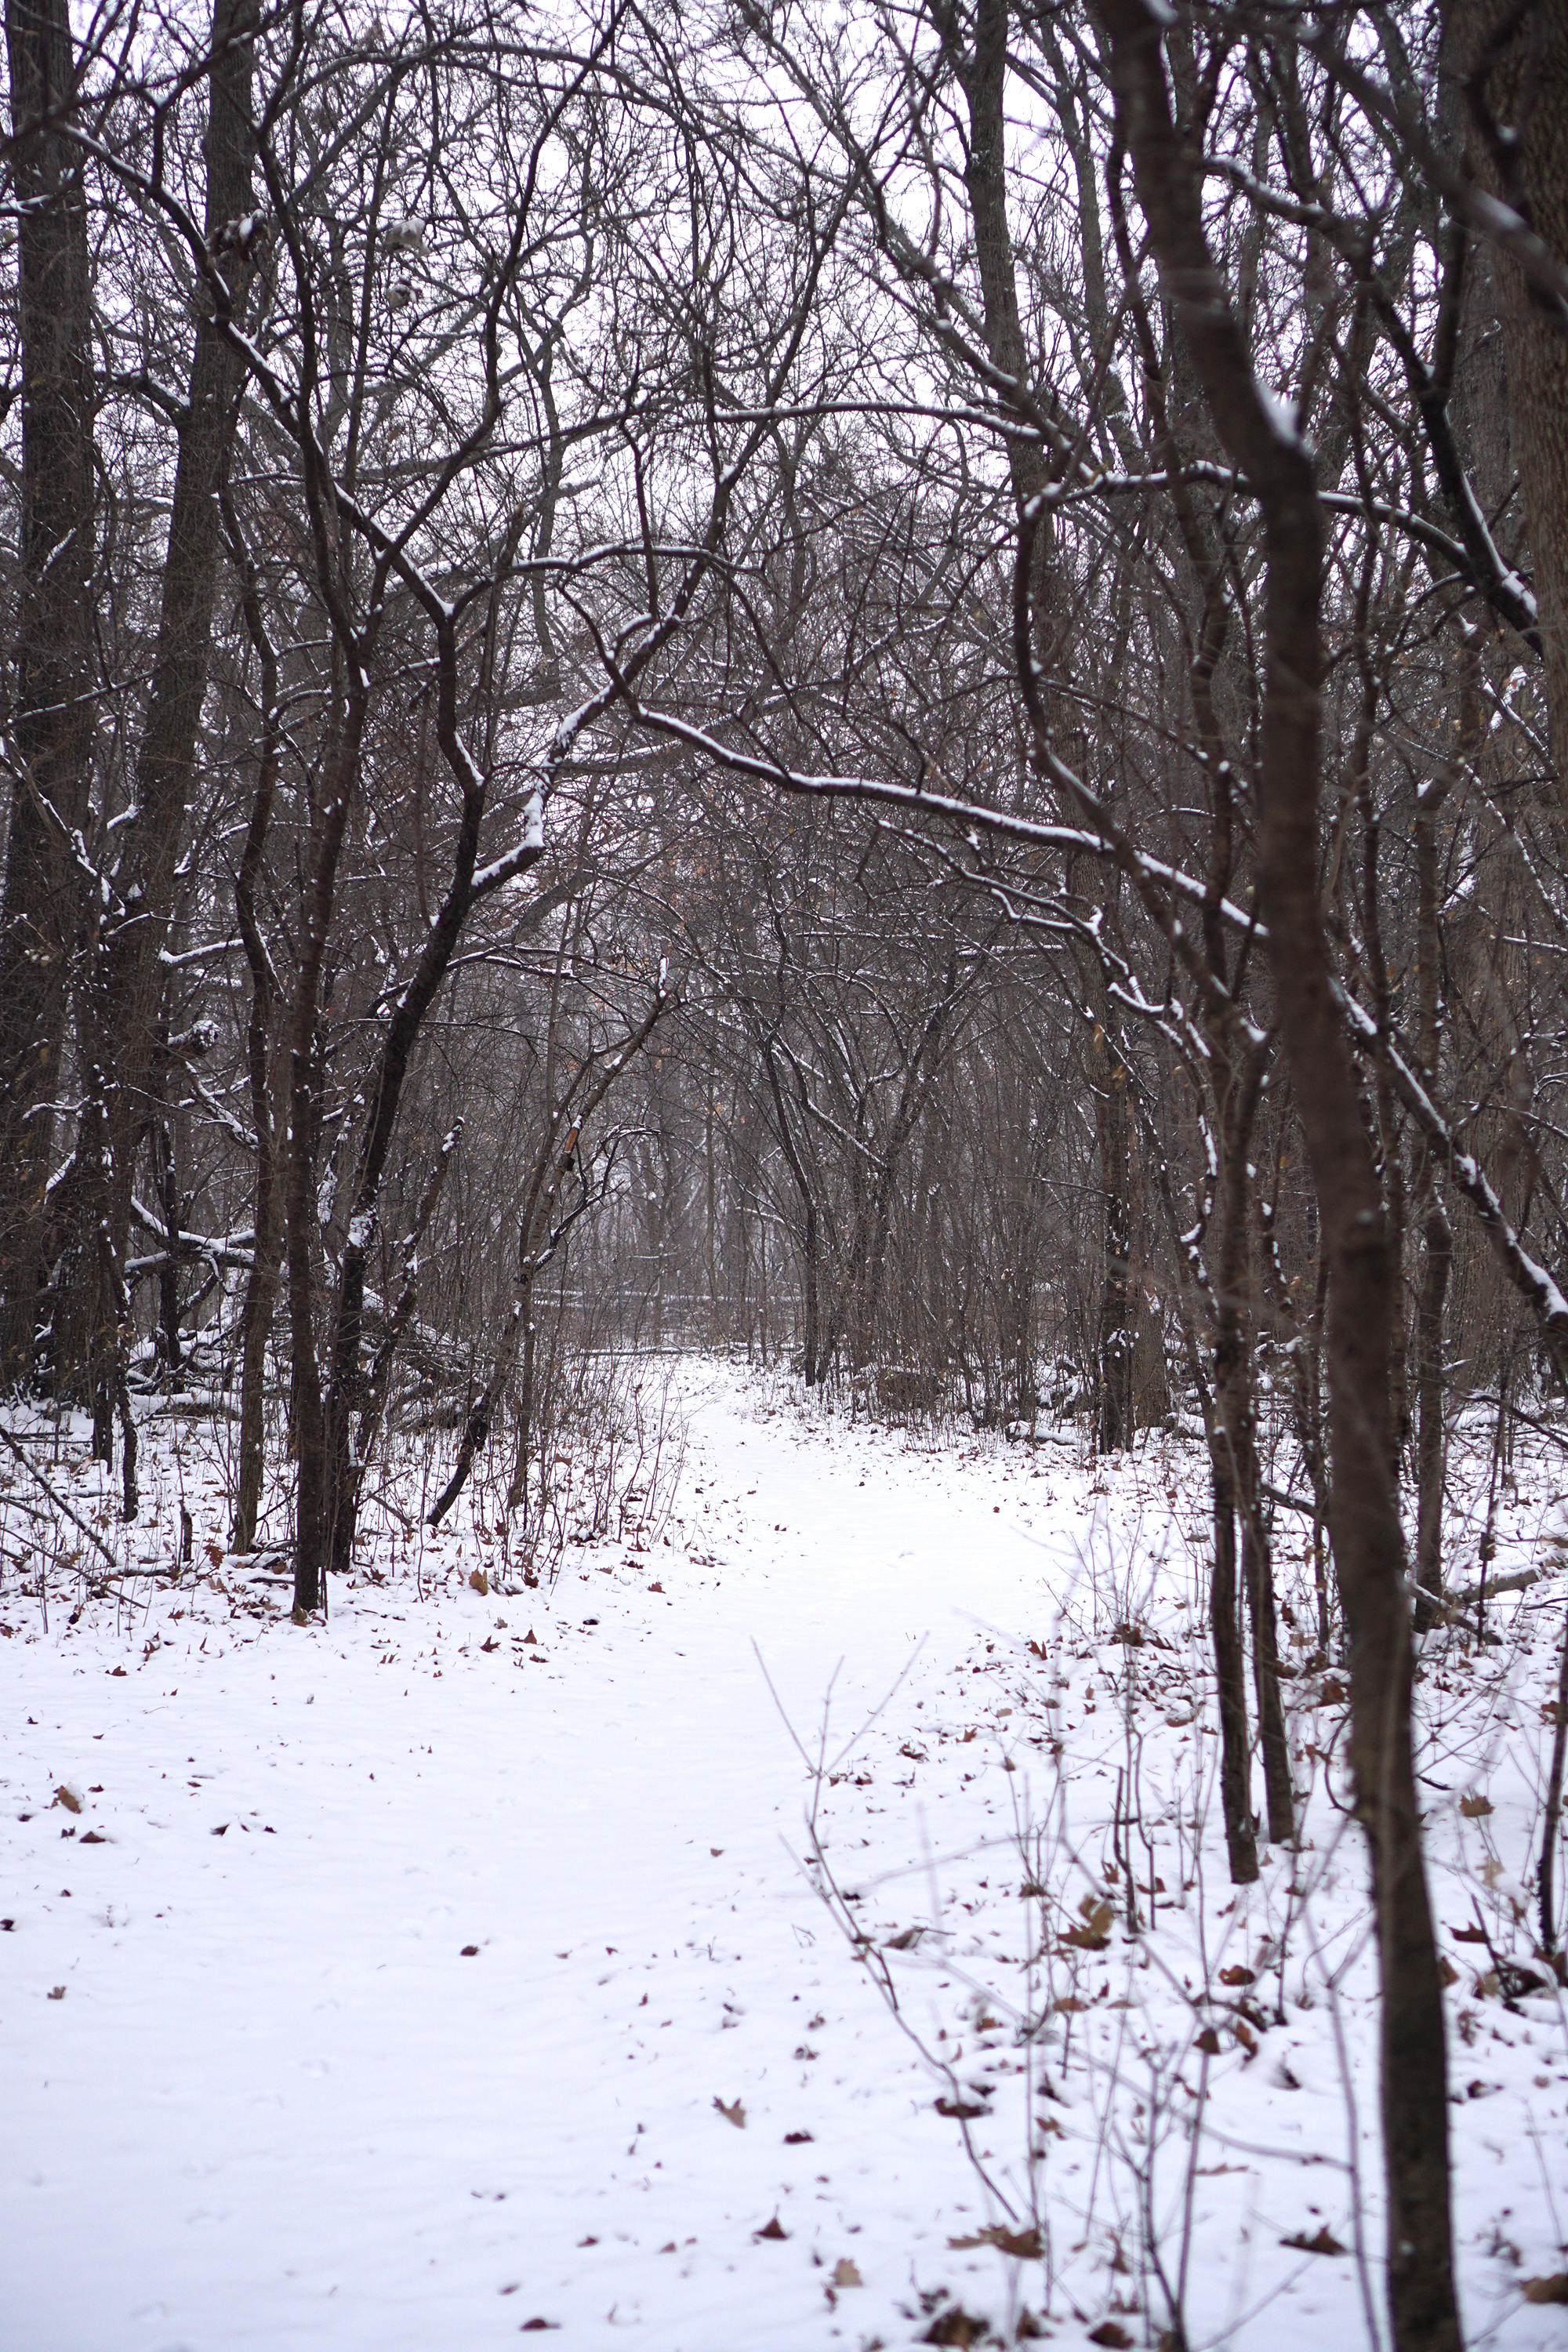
3, 1372, 1078, 2352
6, 1367, 1567, 2352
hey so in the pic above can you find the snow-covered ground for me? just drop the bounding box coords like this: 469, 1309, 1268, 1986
2, 1363, 1566, 2351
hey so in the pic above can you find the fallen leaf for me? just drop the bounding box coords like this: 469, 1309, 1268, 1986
1218, 1964, 1255, 1987
923, 2307, 993, 2346
935, 2096, 989, 2119
1318, 1676, 1348, 1704
1523, 2276, 1568, 2305
648, 1581, 664, 1592
1233, 2020, 1258, 2056
884, 1926, 923, 1950
1087, 2325, 1133, 2348
1438, 1955, 1459, 1987
205, 1541, 224, 1567
832, 2257, 863, 2287
518, 2321, 558, 2332
1282, 2225, 1348, 2256
469, 1569, 488, 1595
949, 2224, 1043, 2259
783, 2129, 814, 2143
460, 1944, 480, 1957
79, 1831, 106, 1845
480, 1637, 499, 1653
51, 1785, 82, 1815
210, 1823, 228, 1837
713, 2096, 746, 2129
1053, 1994, 1087, 2014
1451, 1922, 1489, 1942
754, 2215, 788, 2240
1195, 2026, 1221, 2056
1459, 1793, 1494, 1819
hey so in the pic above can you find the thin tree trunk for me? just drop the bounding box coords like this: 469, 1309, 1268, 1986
1411, 750, 1454, 1625
1097, 1043, 1134, 1454
1541, 1598, 1568, 1964
227, 498, 282, 1557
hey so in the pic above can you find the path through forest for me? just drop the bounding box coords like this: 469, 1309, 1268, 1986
5, 1368, 1566, 2352
3, 1370, 1074, 2350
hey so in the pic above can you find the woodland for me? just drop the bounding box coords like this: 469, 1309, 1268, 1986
3, 2, 1568, 2349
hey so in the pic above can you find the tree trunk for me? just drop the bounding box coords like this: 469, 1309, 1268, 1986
1099, 9, 1462, 2343
0, 0, 95, 1385
1096, 1039, 1134, 1454
227, 501, 282, 1555
1411, 744, 1454, 1625
1449, 0, 1568, 813
55, 0, 258, 1387
285, 695, 368, 1613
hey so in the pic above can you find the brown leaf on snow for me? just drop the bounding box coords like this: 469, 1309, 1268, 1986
922, 2307, 993, 2347
935, 2096, 990, 2119
468, 1569, 488, 1595
783, 2129, 814, 2143
1087, 2325, 1134, 2348
1064, 1896, 1113, 1950
1523, 2276, 1568, 2305
832, 2257, 863, 2287
1459, 1792, 1494, 1819
948, 2224, 1043, 2259
1194, 2027, 1221, 2056
1218, 1964, 1255, 1987
753, 2215, 788, 2240
51, 1785, 82, 1814
713, 2096, 746, 2128
1282, 2225, 1348, 2256
47, 1985, 66, 2000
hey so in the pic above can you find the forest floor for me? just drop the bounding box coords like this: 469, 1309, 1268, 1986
2, 1361, 1566, 2352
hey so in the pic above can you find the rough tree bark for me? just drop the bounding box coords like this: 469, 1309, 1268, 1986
0, 0, 95, 1384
